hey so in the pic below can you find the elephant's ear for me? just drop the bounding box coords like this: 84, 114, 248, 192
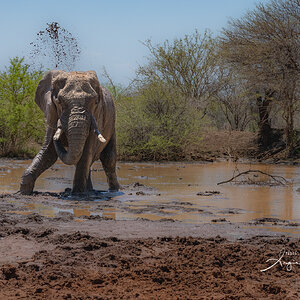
87, 71, 104, 105
35, 70, 64, 128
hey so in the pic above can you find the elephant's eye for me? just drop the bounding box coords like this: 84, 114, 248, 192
81, 82, 97, 97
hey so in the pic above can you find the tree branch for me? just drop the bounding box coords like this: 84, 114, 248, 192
217, 169, 289, 186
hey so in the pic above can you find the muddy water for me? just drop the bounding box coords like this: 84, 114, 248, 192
0, 159, 300, 228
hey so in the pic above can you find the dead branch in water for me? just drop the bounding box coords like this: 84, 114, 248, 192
217, 169, 290, 186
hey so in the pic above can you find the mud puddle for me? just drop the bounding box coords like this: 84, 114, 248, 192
1, 160, 300, 299
0, 159, 300, 234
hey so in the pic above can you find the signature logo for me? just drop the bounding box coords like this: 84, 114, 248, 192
260, 248, 299, 272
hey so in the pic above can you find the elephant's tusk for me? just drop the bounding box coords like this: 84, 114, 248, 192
97, 133, 106, 143
53, 119, 63, 141
53, 128, 62, 141
91, 115, 106, 143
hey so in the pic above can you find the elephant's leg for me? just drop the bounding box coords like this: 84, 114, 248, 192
20, 129, 57, 194
73, 161, 93, 193
100, 133, 120, 192
87, 170, 93, 191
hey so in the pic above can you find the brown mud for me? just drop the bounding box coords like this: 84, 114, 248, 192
1, 158, 300, 298
0, 192, 300, 299
1, 160, 300, 226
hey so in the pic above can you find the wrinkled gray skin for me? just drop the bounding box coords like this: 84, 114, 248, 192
20, 70, 120, 194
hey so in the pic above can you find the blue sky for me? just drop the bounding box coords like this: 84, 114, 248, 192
0, 0, 266, 85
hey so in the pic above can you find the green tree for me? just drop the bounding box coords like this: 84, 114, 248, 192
116, 82, 204, 160
137, 30, 217, 115
113, 31, 216, 160
0, 57, 44, 156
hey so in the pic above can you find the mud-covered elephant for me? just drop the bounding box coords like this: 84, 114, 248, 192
20, 70, 120, 194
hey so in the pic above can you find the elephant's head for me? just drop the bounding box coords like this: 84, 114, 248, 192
36, 70, 105, 165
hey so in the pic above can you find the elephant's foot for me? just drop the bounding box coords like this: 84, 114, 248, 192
108, 184, 121, 192
61, 187, 87, 198
108, 176, 121, 192
72, 182, 92, 195
71, 186, 86, 194
71, 190, 89, 197
20, 173, 35, 195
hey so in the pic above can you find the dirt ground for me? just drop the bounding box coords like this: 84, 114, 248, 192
0, 193, 299, 299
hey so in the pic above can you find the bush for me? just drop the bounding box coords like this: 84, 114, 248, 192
116, 82, 205, 160
0, 57, 44, 156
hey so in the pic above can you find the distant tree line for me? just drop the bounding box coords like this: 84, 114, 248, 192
219, 0, 300, 156
1, 0, 300, 159
114, 0, 300, 159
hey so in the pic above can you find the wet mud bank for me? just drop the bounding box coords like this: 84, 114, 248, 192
1, 159, 300, 298
1, 192, 300, 239
1, 160, 300, 227
0, 193, 300, 299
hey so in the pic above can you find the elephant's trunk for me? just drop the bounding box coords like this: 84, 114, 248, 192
54, 106, 91, 165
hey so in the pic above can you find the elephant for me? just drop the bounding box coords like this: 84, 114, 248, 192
20, 70, 120, 194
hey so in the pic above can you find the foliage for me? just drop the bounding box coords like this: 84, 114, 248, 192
0, 57, 44, 156
2, 1, 300, 161
212, 66, 256, 131
101, 66, 131, 102
115, 82, 205, 160
109, 30, 217, 160
219, 0, 300, 155
30, 22, 81, 71
137, 30, 218, 113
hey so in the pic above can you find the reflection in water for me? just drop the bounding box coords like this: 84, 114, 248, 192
283, 187, 293, 220
0, 159, 300, 228
6, 211, 32, 216
73, 208, 90, 217
72, 207, 116, 219
102, 208, 116, 220
25, 203, 56, 218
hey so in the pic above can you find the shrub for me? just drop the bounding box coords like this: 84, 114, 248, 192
0, 57, 44, 156
116, 82, 205, 160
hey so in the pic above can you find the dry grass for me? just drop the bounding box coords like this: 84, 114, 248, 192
193, 129, 258, 160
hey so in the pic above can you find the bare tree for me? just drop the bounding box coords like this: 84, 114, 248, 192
214, 66, 254, 131
137, 30, 218, 115
30, 22, 81, 71
219, 0, 300, 156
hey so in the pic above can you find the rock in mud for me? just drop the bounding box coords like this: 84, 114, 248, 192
197, 191, 220, 196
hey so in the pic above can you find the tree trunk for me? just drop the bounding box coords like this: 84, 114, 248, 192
284, 94, 295, 157
256, 93, 273, 150
281, 77, 297, 158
